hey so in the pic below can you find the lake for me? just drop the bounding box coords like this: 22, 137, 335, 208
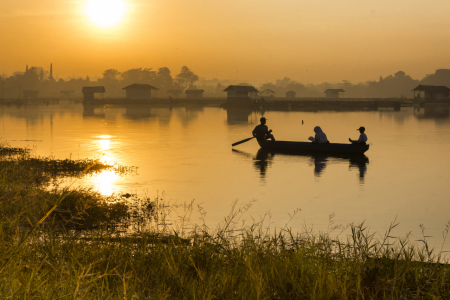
1, 100, 450, 251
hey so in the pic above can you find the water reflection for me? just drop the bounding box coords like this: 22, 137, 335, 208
90, 170, 120, 196
124, 105, 153, 120
414, 104, 450, 119
254, 148, 274, 178
311, 155, 327, 176
123, 105, 172, 125
177, 106, 203, 126
233, 148, 369, 183
226, 109, 261, 125
93, 135, 116, 164
83, 101, 105, 118
348, 155, 369, 184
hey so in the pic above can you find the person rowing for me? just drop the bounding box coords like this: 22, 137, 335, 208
252, 117, 276, 142
349, 126, 367, 144
308, 126, 329, 143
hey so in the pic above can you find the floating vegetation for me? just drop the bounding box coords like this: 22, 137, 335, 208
24, 156, 135, 176
0, 141, 29, 155
0, 152, 136, 187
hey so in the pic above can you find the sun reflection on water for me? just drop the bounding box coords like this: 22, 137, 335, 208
93, 135, 116, 164
89, 135, 121, 195
91, 170, 120, 196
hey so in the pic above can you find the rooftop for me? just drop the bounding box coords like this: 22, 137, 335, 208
122, 84, 159, 90
325, 89, 345, 93
223, 85, 259, 93
412, 85, 450, 92
82, 86, 105, 93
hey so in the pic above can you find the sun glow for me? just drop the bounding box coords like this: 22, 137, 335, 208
92, 170, 120, 196
85, 0, 126, 28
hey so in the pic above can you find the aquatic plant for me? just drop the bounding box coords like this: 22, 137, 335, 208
0, 140, 29, 155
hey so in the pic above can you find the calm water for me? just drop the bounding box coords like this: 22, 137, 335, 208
2, 101, 450, 250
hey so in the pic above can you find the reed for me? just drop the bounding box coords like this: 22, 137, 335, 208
0, 145, 449, 299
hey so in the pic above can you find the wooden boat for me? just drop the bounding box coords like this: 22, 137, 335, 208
257, 140, 369, 154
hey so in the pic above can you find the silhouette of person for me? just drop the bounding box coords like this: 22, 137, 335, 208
252, 117, 275, 142
309, 126, 329, 143
349, 127, 367, 144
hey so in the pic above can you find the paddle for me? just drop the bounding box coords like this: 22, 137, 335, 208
232, 137, 255, 147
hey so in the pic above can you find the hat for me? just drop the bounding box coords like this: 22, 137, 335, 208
260, 117, 267, 121
357, 126, 365, 131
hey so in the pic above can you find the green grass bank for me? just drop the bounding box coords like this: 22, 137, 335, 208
0, 143, 450, 299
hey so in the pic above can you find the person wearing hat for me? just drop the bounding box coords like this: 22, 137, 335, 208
252, 117, 276, 142
349, 127, 367, 144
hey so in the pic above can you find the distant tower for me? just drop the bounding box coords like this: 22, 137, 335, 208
26, 65, 28, 72
49, 63, 53, 80
40, 69, 44, 82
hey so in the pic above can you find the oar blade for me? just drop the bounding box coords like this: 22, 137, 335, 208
232, 137, 255, 147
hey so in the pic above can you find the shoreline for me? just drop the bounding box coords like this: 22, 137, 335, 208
1, 143, 450, 298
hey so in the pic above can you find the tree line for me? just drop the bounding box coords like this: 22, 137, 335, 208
1, 66, 450, 99
258, 69, 450, 98
0, 66, 200, 99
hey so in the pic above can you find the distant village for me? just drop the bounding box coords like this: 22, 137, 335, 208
1, 64, 450, 101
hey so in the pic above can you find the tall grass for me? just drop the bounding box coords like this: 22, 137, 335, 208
1, 145, 450, 299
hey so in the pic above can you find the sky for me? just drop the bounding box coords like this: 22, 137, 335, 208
1, 0, 450, 84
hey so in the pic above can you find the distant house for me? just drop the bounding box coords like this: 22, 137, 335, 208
412, 85, 450, 100
261, 89, 275, 97
223, 85, 259, 100
60, 90, 75, 99
167, 89, 182, 98
22, 90, 39, 99
82, 86, 105, 101
185, 89, 204, 99
123, 84, 159, 100
286, 91, 296, 99
324, 89, 345, 98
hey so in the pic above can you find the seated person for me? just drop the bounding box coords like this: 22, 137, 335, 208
252, 117, 275, 142
349, 127, 367, 144
309, 126, 329, 143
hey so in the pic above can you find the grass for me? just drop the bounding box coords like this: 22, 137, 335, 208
1, 143, 450, 299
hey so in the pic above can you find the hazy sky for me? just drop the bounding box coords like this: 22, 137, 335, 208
1, 0, 450, 84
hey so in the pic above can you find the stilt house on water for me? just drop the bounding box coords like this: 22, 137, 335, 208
223, 85, 259, 106
324, 89, 345, 98
286, 90, 296, 99
122, 84, 159, 100
82, 86, 105, 101
185, 89, 204, 99
22, 90, 39, 99
412, 85, 450, 100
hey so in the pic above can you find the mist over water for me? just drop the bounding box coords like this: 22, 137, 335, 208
1, 101, 450, 251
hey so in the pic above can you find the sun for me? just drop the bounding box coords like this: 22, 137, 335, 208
85, 0, 126, 28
